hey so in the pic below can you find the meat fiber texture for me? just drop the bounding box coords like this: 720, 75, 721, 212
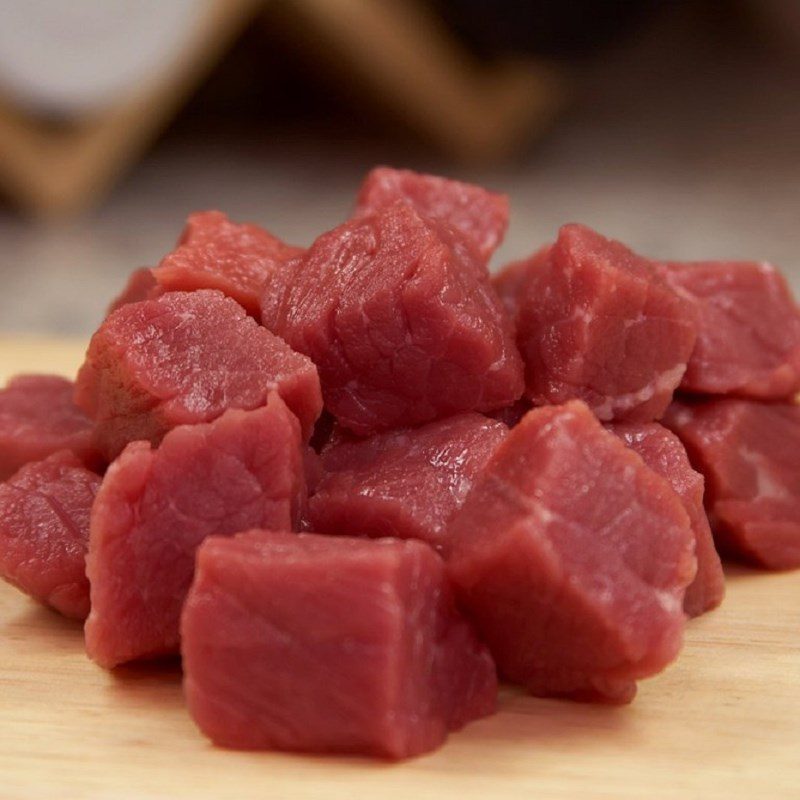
660, 260, 800, 399
76, 289, 322, 461
446, 400, 696, 704
515, 224, 697, 422
355, 166, 509, 266
85, 395, 306, 668
105, 267, 159, 316
307, 413, 508, 550
153, 211, 304, 317
491, 246, 551, 324
181, 530, 497, 759
664, 398, 800, 570
262, 201, 524, 435
0, 374, 102, 480
0, 451, 100, 619
609, 421, 725, 617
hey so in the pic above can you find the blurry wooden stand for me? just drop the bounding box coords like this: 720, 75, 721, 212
0, 0, 561, 219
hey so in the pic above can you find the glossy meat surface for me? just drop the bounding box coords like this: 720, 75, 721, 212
105, 267, 159, 316
262, 202, 523, 435
516, 225, 697, 421
664, 398, 800, 569
447, 400, 695, 703
0, 374, 100, 480
355, 166, 509, 265
0, 451, 100, 619
85, 396, 306, 667
182, 531, 497, 758
153, 211, 303, 317
661, 260, 800, 399
308, 413, 507, 549
609, 421, 724, 616
76, 289, 321, 459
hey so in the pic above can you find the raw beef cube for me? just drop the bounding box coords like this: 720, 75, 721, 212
106, 267, 159, 316
355, 166, 509, 265
491, 246, 551, 323
262, 202, 524, 435
609, 422, 725, 617
446, 400, 695, 703
0, 375, 101, 480
308, 413, 507, 550
181, 531, 497, 758
153, 211, 304, 317
0, 451, 100, 619
516, 224, 697, 421
663, 398, 800, 569
76, 290, 322, 460
85, 395, 305, 668
660, 261, 800, 399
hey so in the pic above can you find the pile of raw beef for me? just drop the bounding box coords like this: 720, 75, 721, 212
1, 168, 799, 759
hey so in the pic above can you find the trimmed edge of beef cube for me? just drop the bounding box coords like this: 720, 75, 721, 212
181, 530, 497, 758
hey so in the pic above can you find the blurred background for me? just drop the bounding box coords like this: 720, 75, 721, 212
0, 0, 798, 336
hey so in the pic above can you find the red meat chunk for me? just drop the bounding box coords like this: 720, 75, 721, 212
609, 421, 725, 617
153, 211, 303, 317
0, 451, 100, 619
446, 400, 695, 703
491, 245, 551, 323
355, 166, 509, 265
262, 202, 524, 435
85, 395, 305, 668
181, 530, 497, 758
76, 290, 321, 460
308, 413, 507, 550
660, 261, 800, 399
106, 267, 159, 316
516, 225, 697, 421
0, 375, 101, 480
663, 398, 800, 570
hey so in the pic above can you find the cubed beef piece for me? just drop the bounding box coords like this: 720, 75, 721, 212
663, 398, 800, 569
0, 375, 101, 480
262, 202, 523, 435
308, 413, 507, 550
76, 290, 321, 460
660, 261, 800, 399
609, 421, 725, 617
355, 166, 509, 265
491, 246, 551, 323
106, 267, 159, 316
181, 531, 497, 758
0, 451, 100, 619
152, 211, 304, 317
516, 225, 697, 421
446, 400, 696, 703
85, 395, 305, 667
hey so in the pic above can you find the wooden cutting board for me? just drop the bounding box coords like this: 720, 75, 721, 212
1, 336, 799, 800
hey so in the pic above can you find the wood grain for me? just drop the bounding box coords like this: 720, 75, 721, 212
1, 338, 799, 800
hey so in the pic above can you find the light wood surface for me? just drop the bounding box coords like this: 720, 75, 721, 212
1, 338, 799, 800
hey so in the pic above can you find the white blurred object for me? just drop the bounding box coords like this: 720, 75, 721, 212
0, 0, 202, 115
